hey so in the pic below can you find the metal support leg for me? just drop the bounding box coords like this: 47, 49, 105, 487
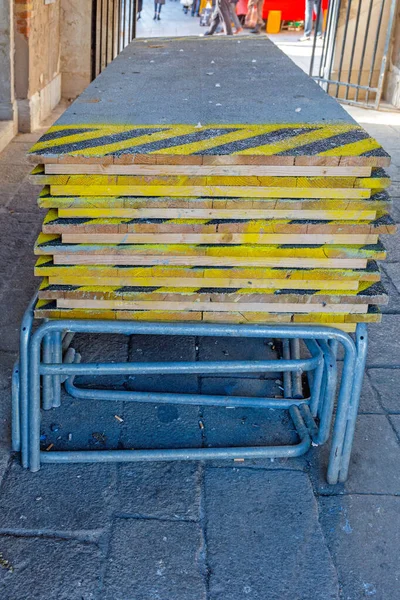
42, 333, 53, 411
282, 339, 292, 399
52, 331, 62, 408
338, 323, 368, 483
11, 362, 20, 452
19, 293, 36, 469
290, 339, 303, 399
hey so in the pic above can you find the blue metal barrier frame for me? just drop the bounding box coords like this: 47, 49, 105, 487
12, 295, 367, 484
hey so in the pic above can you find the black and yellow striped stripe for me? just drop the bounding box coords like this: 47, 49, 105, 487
29, 124, 390, 163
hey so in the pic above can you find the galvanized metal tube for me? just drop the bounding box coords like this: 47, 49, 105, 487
282, 339, 292, 399
309, 0, 322, 77
62, 331, 75, 353
52, 331, 62, 408
355, 0, 374, 103
33, 319, 355, 342
290, 339, 303, 399
324, 0, 341, 92
41, 406, 310, 464
64, 379, 308, 409
338, 323, 368, 482
41, 355, 319, 376
345, 0, 362, 101
299, 404, 319, 442
335, 0, 352, 98
42, 333, 53, 411
366, 0, 386, 105
315, 341, 337, 445
327, 335, 357, 484
29, 329, 43, 472
319, 0, 333, 78
19, 293, 37, 468
11, 361, 20, 452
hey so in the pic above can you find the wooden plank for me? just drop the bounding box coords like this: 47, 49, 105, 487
34, 234, 387, 261
61, 233, 379, 244
56, 298, 369, 314
31, 171, 389, 189
38, 279, 388, 305
50, 185, 372, 199
43, 212, 395, 235
37, 189, 392, 212
35, 259, 379, 281
52, 254, 368, 269
44, 164, 372, 177
56, 207, 377, 221
31, 153, 392, 169
45, 276, 361, 291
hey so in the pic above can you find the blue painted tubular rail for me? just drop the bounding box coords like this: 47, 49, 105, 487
12, 295, 368, 484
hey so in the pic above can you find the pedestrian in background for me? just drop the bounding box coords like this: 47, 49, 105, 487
245, 0, 265, 34
154, 0, 165, 20
205, 0, 233, 35
299, 0, 323, 41
229, 0, 243, 33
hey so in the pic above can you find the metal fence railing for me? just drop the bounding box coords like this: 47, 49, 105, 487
91, 0, 137, 80
309, 0, 398, 109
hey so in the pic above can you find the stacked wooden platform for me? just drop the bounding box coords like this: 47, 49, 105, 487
28, 37, 396, 331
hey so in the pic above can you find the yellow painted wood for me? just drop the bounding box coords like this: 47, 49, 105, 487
50, 185, 371, 199
52, 255, 368, 269
46, 276, 360, 290
57, 298, 369, 314
61, 233, 379, 244
44, 164, 372, 177
33, 172, 387, 189
56, 207, 377, 221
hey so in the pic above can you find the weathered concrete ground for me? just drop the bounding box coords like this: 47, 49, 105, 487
0, 106, 399, 599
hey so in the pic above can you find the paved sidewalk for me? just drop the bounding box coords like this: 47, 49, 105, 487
0, 102, 400, 598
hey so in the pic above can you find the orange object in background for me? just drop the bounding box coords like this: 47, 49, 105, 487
266, 10, 281, 33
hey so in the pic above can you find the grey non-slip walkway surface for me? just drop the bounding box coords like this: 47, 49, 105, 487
54, 36, 354, 126
1, 115, 400, 598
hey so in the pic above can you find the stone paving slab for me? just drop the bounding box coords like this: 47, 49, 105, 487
116, 462, 201, 520
103, 519, 206, 600
367, 368, 400, 413
204, 468, 339, 600
40, 390, 124, 452
367, 316, 400, 367
0, 460, 116, 535
388, 414, 400, 440
0, 535, 103, 600
319, 495, 400, 600
198, 337, 280, 380
310, 414, 400, 496
72, 332, 129, 388
120, 402, 203, 449
127, 333, 198, 394
379, 264, 400, 314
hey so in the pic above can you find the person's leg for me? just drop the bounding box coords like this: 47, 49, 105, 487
157, 3, 162, 18
220, 0, 233, 34
250, 0, 264, 32
304, 0, 313, 37
154, 0, 157, 18
206, 5, 221, 33
256, 0, 264, 26
230, 4, 242, 30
